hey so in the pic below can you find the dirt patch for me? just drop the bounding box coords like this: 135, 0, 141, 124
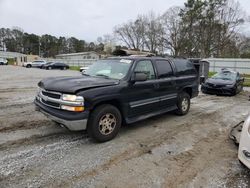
0, 119, 52, 133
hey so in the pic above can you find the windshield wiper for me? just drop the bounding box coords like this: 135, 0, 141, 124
95, 74, 110, 79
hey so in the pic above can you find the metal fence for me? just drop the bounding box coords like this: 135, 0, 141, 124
205, 58, 250, 74
44, 58, 97, 67
40, 57, 250, 75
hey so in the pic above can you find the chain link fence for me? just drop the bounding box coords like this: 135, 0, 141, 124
43, 58, 97, 67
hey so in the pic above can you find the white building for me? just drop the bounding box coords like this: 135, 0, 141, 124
0, 51, 27, 66
55, 51, 100, 60
204, 58, 250, 74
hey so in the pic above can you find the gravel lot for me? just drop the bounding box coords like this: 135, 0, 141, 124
0, 65, 250, 188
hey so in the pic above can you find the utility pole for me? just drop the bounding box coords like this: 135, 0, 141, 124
38, 37, 41, 57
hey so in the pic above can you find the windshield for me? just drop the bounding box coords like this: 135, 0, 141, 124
212, 71, 237, 81
84, 59, 133, 79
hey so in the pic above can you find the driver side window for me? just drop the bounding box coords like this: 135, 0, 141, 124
134, 60, 156, 80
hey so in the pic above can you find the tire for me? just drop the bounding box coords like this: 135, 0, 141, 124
239, 160, 248, 170
238, 84, 243, 93
87, 104, 122, 142
48, 66, 52, 70
26, 64, 31, 68
62, 67, 66, 70
175, 92, 190, 115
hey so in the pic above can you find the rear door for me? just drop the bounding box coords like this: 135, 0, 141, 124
32, 61, 39, 67
154, 60, 177, 108
33, 61, 43, 67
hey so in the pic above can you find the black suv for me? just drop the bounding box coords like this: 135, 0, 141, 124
35, 57, 198, 142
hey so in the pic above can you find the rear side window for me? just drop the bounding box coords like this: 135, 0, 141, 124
155, 60, 173, 78
173, 59, 196, 75
34, 61, 43, 63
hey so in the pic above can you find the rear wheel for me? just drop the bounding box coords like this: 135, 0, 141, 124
87, 104, 122, 142
175, 92, 190, 115
26, 64, 31, 68
48, 66, 52, 70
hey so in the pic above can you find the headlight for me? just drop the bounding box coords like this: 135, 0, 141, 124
62, 94, 84, 102
225, 84, 234, 87
61, 94, 84, 112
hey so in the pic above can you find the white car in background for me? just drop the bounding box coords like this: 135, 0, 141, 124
238, 115, 250, 169
0, 58, 8, 65
80, 66, 89, 73
23, 60, 47, 68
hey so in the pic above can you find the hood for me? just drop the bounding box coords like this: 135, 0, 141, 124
38, 76, 119, 94
206, 78, 235, 86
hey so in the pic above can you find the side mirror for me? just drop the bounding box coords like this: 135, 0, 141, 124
131, 72, 147, 82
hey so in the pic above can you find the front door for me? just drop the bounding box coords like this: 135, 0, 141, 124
125, 60, 160, 118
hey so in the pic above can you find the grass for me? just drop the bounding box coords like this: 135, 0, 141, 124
69, 66, 81, 71
241, 74, 250, 86
208, 71, 250, 87
243, 78, 250, 87
7, 58, 15, 65
208, 72, 216, 78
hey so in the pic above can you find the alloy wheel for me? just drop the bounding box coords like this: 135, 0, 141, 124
98, 113, 117, 135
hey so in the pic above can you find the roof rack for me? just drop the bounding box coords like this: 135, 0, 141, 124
129, 54, 155, 57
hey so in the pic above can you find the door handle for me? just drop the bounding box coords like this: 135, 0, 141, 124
154, 83, 160, 89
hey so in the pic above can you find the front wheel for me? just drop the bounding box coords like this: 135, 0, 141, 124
237, 84, 243, 94
175, 92, 190, 115
87, 104, 122, 142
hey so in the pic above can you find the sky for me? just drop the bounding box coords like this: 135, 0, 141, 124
0, 0, 249, 42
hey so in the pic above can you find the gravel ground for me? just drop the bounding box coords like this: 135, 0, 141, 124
0, 65, 250, 188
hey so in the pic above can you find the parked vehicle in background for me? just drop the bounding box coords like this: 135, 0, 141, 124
238, 115, 250, 169
80, 66, 89, 73
201, 69, 244, 96
42, 62, 69, 70
35, 57, 199, 142
23, 60, 47, 68
0, 58, 8, 65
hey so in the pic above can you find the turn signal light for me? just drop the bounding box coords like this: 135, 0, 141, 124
61, 105, 84, 112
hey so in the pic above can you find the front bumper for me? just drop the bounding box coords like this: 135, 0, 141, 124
35, 99, 89, 131
201, 85, 235, 95
238, 115, 250, 169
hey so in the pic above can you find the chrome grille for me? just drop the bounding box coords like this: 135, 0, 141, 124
42, 90, 61, 99
41, 98, 60, 108
207, 83, 224, 88
37, 89, 83, 109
